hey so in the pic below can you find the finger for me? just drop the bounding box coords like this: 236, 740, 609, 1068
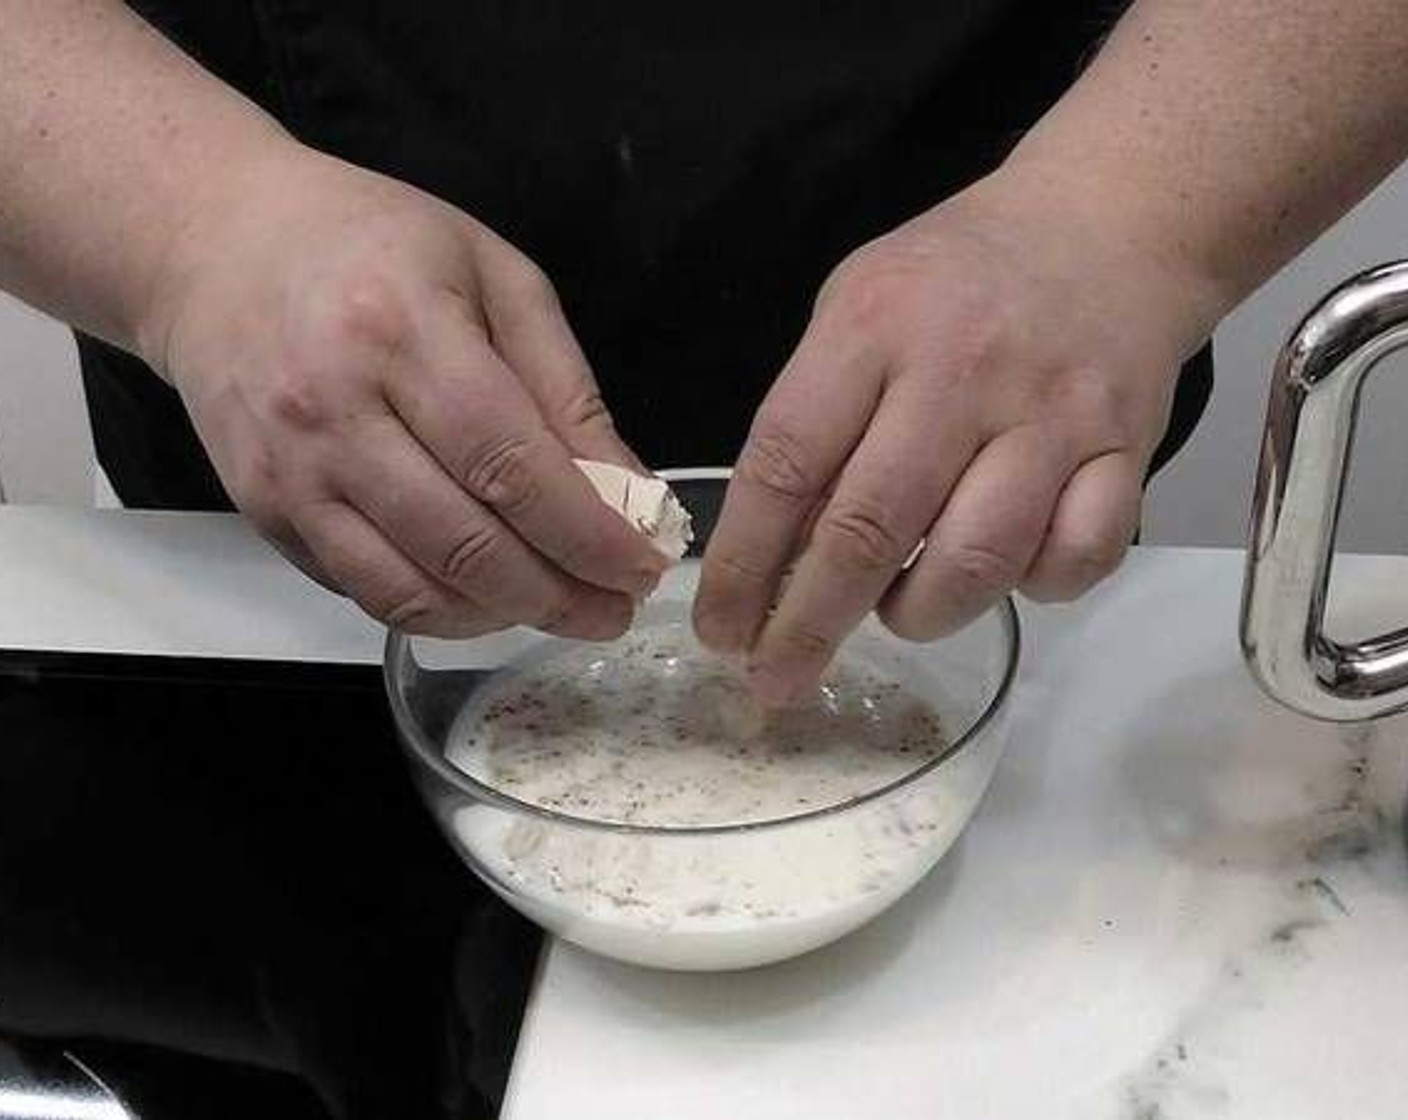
333, 415, 636, 641
694, 322, 885, 654
385, 301, 669, 594
264, 524, 340, 594
295, 498, 506, 639
743, 378, 981, 706
878, 424, 1078, 641
225, 488, 342, 595
1021, 451, 1141, 602
480, 260, 646, 471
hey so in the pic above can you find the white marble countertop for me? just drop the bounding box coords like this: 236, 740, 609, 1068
0, 507, 1404, 1119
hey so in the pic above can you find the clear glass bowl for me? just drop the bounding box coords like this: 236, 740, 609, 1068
385, 469, 1019, 971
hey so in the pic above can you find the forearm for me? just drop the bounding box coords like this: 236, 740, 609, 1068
0, 0, 294, 360
1003, 0, 1408, 338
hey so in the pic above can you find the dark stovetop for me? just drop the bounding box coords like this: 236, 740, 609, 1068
0, 653, 539, 1120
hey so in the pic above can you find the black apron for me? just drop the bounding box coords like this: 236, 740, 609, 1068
88, 0, 1211, 509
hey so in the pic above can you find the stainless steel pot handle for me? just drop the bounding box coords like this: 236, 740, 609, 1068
1241, 260, 1408, 721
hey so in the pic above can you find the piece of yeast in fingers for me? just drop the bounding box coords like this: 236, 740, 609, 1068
573, 459, 694, 562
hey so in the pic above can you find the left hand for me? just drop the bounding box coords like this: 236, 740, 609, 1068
693, 168, 1219, 705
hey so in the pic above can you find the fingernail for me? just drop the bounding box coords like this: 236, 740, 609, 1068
694, 606, 745, 655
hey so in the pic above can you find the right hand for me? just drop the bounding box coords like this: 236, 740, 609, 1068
141, 146, 668, 638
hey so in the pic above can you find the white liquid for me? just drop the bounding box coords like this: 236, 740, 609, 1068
445, 623, 993, 970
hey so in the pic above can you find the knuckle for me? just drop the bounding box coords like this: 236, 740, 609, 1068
1026, 532, 1129, 603
440, 523, 506, 588
816, 500, 910, 572
459, 432, 541, 514
941, 540, 1023, 597
268, 366, 333, 432
382, 586, 444, 632
496, 259, 561, 320
738, 421, 819, 505
1059, 533, 1128, 589
710, 549, 772, 589
325, 272, 413, 354
558, 388, 614, 436
1062, 373, 1145, 446
1082, 379, 1133, 434
775, 620, 837, 662
825, 262, 898, 332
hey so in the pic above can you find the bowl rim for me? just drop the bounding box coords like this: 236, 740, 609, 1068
383, 467, 1021, 837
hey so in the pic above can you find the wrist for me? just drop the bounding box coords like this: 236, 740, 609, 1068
979, 147, 1234, 359
132, 129, 307, 380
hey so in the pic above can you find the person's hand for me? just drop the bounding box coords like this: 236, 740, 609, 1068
694, 169, 1220, 705
140, 147, 669, 639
